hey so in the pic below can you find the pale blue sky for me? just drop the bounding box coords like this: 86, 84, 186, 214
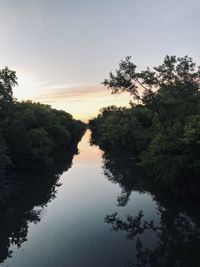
0, 0, 199, 120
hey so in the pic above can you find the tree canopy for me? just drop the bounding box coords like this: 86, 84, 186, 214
90, 55, 200, 198
0, 67, 17, 103
0, 67, 86, 182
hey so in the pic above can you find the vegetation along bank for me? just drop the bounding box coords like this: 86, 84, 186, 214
89, 55, 200, 199
0, 67, 86, 201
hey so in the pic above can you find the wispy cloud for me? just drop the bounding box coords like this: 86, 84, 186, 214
32, 85, 109, 103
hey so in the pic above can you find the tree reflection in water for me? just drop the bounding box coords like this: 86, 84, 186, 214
0, 146, 78, 263
103, 151, 200, 267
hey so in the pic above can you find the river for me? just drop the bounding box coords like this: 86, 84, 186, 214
1, 130, 200, 267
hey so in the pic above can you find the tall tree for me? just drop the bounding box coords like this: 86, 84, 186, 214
103, 56, 200, 132
0, 67, 18, 103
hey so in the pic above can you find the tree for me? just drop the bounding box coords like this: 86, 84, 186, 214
0, 67, 18, 103
90, 55, 200, 192
0, 134, 12, 179
103, 56, 200, 133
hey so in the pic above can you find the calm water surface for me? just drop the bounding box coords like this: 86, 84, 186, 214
1, 130, 200, 267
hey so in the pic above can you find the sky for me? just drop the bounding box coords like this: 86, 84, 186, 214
0, 0, 200, 121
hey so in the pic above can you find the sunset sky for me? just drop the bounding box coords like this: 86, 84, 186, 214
1, 0, 200, 121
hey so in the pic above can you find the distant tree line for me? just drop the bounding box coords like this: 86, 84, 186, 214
89, 56, 200, 198
0, 67, 86, 183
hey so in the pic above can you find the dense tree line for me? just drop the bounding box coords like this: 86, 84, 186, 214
0, 67, 86, 183
89, 56, 200, 198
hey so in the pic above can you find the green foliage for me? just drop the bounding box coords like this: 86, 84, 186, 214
90, 55, 200, 195
182, 115, 200, 175
0, 67, 17, 103
0, 134, 12, 178
28, 128, 54, 165
140, 132, 186, 187
1, 101, 85, 171
0, 67, 86, 180
89, 105, 153, 155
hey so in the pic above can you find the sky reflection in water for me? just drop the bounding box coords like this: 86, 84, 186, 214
0, 131, 199, 267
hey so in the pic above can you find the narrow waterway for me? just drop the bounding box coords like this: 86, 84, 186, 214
1, 130, 200, 267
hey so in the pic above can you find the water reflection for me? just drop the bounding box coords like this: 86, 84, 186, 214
1, 132, 200, 267
103, 151, 200, 267
0, 146, 78, 264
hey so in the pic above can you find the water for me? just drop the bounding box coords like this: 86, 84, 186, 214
0, 130, 200, 267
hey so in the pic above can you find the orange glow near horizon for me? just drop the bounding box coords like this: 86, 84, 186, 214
15, 85, 132, 122
74, 129, 102, 163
